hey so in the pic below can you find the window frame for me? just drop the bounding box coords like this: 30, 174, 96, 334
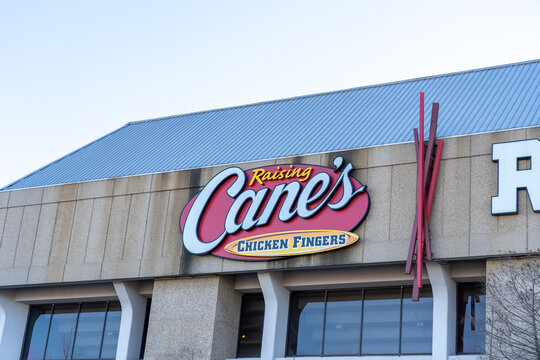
285, 286, 433, 357
456, 282, 486, 355
236, 293, 265, 358
21, 300, 122, 360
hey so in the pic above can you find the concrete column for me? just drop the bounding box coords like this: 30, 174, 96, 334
426, 262, 457, 360
143, 276, 241, 360
114, 281, 148, 360
257, 272, 290, 360
0, 290, 29, 359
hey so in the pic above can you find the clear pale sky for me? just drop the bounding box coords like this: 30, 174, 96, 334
1, 0, 539, 188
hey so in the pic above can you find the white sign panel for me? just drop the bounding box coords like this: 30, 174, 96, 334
492, 139, 540, 215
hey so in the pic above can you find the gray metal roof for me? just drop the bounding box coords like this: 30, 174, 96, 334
4, 59, 539, 190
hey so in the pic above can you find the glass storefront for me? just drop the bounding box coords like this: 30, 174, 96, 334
22, 301, 121, 360
286, 286, 433, 356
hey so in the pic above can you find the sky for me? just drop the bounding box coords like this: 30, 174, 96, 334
1, 0, 539, 188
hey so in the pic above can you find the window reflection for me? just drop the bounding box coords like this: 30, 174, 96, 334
361, 288, 401, 354
72, 303, 107, 359
100, 302, 121, 359
286, 286, 433, 357
323, 291, 362, 355
22, 305, 52, 360
401, 287, 433, 354
287, 291, 325, 356
458, 283, 486, 354
21, 301, 127, 360
45, 304, 79, 360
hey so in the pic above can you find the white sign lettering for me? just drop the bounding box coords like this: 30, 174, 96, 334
492, 139, 540, 215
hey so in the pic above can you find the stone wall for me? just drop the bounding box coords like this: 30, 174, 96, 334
143, 276, 242, 360
0, 127, 538, 286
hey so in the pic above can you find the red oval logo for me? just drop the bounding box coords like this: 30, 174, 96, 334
180, 157, 369, 260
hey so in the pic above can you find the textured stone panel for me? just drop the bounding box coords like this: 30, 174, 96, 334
0, 267, 29, 286
140, 190, 187, 277
321, 149, 368, 171
8, 187, 43, 207
151, 170, 190, 192
139, 255, 181, 278
63, 262, 102, 282
141, 191, 169, 261
27, 263, 65, 284
100, 259, 141, 280
470, 232, 527, 256
65, 200, 93, 266
0, 191, 9, 208
42, 184, 78, 203
30, 203, 58, 267
368, 142, 416, 168
211, 276, 243, 359
103, 195, 130, 261
429, 161, 444, 238
113, 175, 152, 196
441, 158, 470, 238
497, 189, 528, 233
77, 179, 114, 200
144, 276, 241, 360
221, 258, 268, 273
363, 166, 392, 262
14, 205, 41, 268
162, 190, 188, 261
0, 208, 7, 242
389, 163, 416, 254
0, 207, 24, 268
85, 197, 112, 263
179, 253, 224, 275
528, 198, 540, 251
470, 156, 498, 234
441, 135, 471, 160
526, 127, 540, 139
266, 252, 314, 270
123, 193, 151, 260
49, 201, 76, 266
471, 129, 526, 156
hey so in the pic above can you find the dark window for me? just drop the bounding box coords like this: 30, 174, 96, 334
139, 299, 152, 359
22, 301, 122, 360
457, 283, 485, 354
237, 294, 265, 358
287, 286, 433, 356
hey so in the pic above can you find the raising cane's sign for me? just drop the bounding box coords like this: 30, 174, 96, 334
180, 156, 370, 261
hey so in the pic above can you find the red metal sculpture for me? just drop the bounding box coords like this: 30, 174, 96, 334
405, 92, 444, 301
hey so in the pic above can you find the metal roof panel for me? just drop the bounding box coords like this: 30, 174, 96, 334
4, 59, 539, 190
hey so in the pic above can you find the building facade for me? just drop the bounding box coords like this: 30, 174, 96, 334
0, 60, 539, 360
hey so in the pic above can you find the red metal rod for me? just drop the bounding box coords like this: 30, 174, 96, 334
405, 129, 420, 274
427, 138, 444, 219
416, 92, 425, 288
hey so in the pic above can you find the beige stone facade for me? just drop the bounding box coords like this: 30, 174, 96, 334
0, 127, 538, 287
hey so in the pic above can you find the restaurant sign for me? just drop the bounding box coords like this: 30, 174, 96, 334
180, 156, 370, 260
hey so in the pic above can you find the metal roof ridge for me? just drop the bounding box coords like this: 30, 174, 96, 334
125, 58, 540, 127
